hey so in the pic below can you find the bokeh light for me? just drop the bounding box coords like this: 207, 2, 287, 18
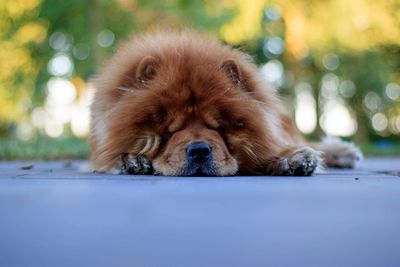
73, 44, 90, 60
295, 82, 317, 134
320, 100, 357, 137
47, 53, 74, 77
264, 37, 284, 56
45, 115, 64, 138
97, 29, 115, 48
261, 60, 284, 87
339, 80, 356, 98
70, 83, 94, 137
385, 83, 400, 101
321, 73, 340, 99
372, 113, 388, 133
49, 32, 71, 52
322, 53, 340, 71
264, 5, 281, 21
363, 92, 381, 112
43, 78, 76, 137
317, 72, 358, 137
16, 120, 33, 140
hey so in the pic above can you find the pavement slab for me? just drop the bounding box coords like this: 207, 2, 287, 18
0, 158, 400, 267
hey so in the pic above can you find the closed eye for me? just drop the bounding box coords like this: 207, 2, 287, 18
233, 119, 245, 129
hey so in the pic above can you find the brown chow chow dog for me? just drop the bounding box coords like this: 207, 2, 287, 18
90, 31, 362, 176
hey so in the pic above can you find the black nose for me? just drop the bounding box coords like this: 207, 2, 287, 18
186, 142, 212, 164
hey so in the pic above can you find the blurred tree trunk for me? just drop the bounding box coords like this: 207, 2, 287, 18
312, 72, 324, 139
88, 0, 104, 68
353, 93, 369, 144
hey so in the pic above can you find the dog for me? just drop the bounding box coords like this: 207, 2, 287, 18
89, 30, 362, 176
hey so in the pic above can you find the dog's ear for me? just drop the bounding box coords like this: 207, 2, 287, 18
136, 56, 157, 83
221, 59, 242, 86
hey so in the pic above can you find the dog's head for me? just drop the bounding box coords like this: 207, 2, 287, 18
92, 32, 284, 175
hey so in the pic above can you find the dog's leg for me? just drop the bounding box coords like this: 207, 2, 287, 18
259, 146, 323, 176
118, 153, 154, 175
313, 137, 363, 168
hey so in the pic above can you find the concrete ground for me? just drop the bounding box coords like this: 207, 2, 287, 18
0, 158, 399, 267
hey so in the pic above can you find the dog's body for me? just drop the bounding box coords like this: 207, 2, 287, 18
90, 31, 362, 176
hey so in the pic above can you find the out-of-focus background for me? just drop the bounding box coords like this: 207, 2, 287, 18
0, 0, 399, 159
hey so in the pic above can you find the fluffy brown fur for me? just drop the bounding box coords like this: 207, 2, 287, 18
90, 30, 362, 176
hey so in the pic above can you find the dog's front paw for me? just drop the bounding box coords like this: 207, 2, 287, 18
118, 153, 154, 175
319, 137, 363, 168
281, 147, 322, 176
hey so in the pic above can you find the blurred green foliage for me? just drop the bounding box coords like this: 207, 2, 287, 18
0, 135, 88, 159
